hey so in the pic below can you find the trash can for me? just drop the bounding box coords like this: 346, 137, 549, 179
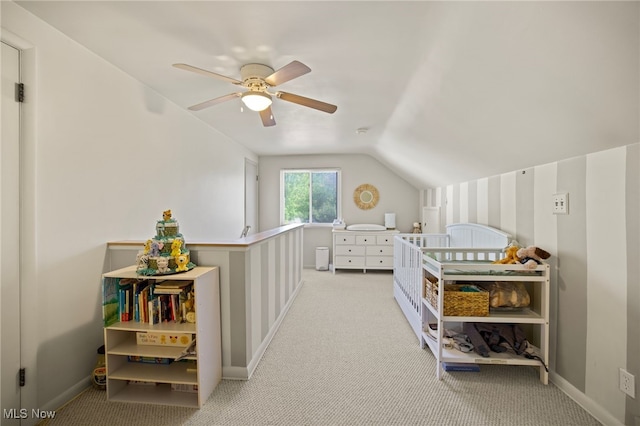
315, 247, 329, 271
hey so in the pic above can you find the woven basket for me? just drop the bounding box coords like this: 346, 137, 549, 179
424, 278, 489, 316
424, 277, 439, 310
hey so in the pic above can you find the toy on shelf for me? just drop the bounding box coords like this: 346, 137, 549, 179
517, 246, 551, 269
493, 245, 520, 265
136, 210, 195, 276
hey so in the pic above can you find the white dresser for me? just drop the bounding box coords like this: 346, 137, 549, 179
332, 229, 399, 273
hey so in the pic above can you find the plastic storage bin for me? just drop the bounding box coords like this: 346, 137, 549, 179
315, 247, 329, 271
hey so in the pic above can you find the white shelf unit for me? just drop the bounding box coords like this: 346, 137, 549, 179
102, 266, 221, 408
420, 248, 550, 384
332, 229, 399, 273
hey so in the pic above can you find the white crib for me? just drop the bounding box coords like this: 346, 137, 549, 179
393, 223, 512, 341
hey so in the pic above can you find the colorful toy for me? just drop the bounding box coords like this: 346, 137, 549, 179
136, 253, 149, 271
170, 239, 183, 257
149, 241, 163, 257
143, 239, 152, 255
516, 246, 551, 269
493, 245, 520, 264
156, 257, 170, 274
175, 254, 189, 272
163, 209, 172, 221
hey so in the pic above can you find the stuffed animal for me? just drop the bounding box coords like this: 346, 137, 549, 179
412, 222, 422, 234
163, 209, 172, 221
493, 245, 520, 264
516, 246, 550, 269
170, 239, 182, 257
149, 241, 163, 257
136, 252, 149, 271
175, 253, 189, 272
156, 257, 170, 274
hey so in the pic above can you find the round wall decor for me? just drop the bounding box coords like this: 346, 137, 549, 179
353, 184, 379, 210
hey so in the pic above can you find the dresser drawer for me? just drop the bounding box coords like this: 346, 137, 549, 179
335, 245, 365, 256
335, 256, 365, 267
366, 245, 394, 256
335, 234, 356, 245
366, 256, 394, 267
376, 235, 394, 245
355, 235, 375, 245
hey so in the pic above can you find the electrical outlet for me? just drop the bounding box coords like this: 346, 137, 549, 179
620, 368, 636, 398
552, 193, 569, 215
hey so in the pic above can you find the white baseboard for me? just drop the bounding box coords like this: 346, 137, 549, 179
550, 371, 623, 426
37, 376, 92, 424
222, 366, 249, 380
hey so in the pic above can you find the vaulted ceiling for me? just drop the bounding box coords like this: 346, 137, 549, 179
15, 1, 639, 188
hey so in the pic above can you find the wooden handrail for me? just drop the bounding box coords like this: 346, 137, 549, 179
107, 223, 305, 249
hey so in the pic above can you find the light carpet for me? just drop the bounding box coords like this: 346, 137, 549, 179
43, 269, 601, 426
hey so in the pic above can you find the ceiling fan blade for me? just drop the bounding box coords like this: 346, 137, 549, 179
276, 91, 337, 114
259, 106, 276, 127
264, 61, 311, 87
173, 63, 243, 85
188, 92, 240, 111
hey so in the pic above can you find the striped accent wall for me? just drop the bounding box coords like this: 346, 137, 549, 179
424, 143, 639, 424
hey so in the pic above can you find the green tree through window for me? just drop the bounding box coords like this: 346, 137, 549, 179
282, 169, 340, 224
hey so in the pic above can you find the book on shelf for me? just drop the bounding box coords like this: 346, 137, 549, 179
104, 278, 194, 326
442, 362, 480, 372
102, 277, 120, 327
117, 279, 150, 323
171, 383, 198, 393
136, 331, 193, 347
127, 356, 172, 365
154, 280, 193, 290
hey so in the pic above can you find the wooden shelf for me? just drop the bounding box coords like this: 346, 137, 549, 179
423, 331, 545, 367
422, 298, 545, 324
107, 383, 199, 408
109, 361, 197, 384
103, 266, 221, 408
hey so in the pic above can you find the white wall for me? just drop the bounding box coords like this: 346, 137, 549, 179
1, 2, 256, 413
259, 154, 419, 267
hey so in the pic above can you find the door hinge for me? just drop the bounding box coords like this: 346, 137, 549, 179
19, 368, 25, 387
15, 83, 25, 103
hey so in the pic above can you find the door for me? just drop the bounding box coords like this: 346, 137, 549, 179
1, 40, 22, 421
244, 159, 258, 236
422, 206, 441, 234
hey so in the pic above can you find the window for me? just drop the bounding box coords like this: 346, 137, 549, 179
280, 169, 341, 225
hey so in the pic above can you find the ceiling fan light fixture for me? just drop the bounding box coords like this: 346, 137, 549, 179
241, 91, 272, 112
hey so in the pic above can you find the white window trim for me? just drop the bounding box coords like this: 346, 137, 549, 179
280, 168, 342, 226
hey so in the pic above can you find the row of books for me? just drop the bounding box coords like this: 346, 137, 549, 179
109, 278, 195, 325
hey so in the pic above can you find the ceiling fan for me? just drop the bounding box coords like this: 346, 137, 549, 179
172, 60, 337, 127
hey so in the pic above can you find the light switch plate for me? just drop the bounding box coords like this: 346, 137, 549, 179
553, 193, 569, 215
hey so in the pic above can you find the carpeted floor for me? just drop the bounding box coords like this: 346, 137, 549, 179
42, 269, 601, 425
